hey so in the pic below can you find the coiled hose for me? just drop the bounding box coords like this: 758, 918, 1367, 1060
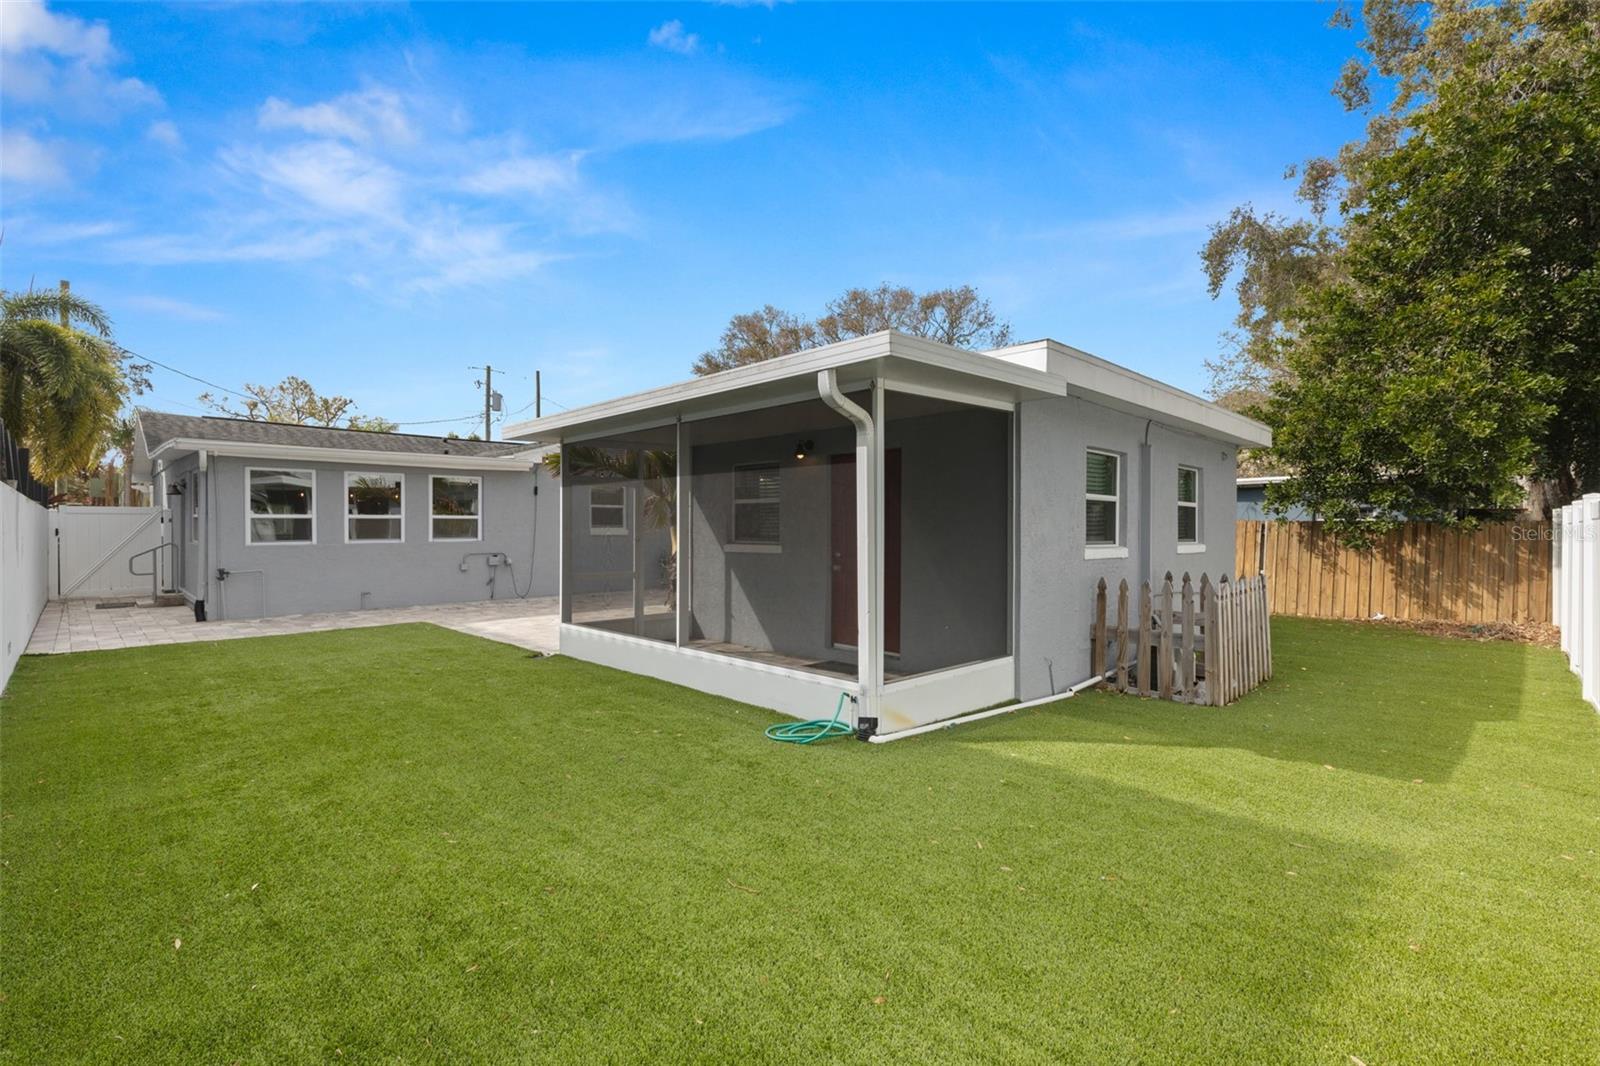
765, 692, 854, 745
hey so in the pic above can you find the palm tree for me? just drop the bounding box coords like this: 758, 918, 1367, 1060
544, 445, 678, 601
0, 287, 126, 480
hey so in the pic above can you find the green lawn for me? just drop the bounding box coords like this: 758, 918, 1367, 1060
2, 619, 1597, 1064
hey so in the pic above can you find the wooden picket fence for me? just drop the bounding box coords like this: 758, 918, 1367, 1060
1234, 519, 1551, 624
1091, 572, 1272, 706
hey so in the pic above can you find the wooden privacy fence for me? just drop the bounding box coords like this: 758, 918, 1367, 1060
1091, 572, 1272, 706
1234, 519, 1551, 624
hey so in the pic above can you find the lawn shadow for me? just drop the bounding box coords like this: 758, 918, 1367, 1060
967, 618, 1544, 783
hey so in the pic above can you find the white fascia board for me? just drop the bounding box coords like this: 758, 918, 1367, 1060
1237, 475, 1291, 487
146, 437, 533, 471
504, 330, 1066, 443
987, 339, 1273, 449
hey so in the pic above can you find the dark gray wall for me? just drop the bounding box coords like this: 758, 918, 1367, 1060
1015, 395, 1239, 700
189, 455, 552, 620
687, 406, 1011, 676
158, 453, 203, 599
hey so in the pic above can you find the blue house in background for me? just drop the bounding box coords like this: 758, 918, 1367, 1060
1236, 476, 1318, 521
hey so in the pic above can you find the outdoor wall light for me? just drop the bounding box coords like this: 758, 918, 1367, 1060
794, 439, 814, 460
166, 484, 184, 496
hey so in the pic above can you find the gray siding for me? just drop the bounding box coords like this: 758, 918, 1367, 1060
1016, 395, 1238, 700
687, 406, 1010, 676
191, 456, 552, 620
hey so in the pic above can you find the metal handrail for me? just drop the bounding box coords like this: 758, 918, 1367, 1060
128, 541, 176, 602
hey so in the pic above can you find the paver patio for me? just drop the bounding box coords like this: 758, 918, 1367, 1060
24, 596, 559, 656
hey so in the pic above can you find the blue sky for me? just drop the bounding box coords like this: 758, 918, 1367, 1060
2, 2, 1362, 435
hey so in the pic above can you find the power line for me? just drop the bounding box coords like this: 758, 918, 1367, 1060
389, 412, 483, 427
120, 347, 253, 402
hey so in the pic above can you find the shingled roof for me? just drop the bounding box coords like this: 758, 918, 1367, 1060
136, 409, 529, 459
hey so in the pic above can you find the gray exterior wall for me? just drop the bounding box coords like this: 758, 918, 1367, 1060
157, 453, 203, 600
172, 454, 552, 620
686, 405, 1010, 676
1016, 395, 1239, 700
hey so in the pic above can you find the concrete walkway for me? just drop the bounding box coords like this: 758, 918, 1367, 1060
26, 597, 560, 656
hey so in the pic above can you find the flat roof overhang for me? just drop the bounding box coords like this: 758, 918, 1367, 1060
143, 438, 540, 472
503, 332, 1068, 444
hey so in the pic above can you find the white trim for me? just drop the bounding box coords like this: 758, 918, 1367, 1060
1177, 463, 1201, 546
1236, 475, 1291, 487
343, 470, 405, 545
150, 437, 531, 471
879, 376, 1019, 413
726, 542, 782, 554
559, 623, 859, 723
1177, 543, 1207, 555
985, 338, 1273, 447
879, 656, 1016, 734
245, 466, 316, 546
588, 484, 628, 536
1085, 545, 1130, 560
505, 331, 1066, 443
429, 474, 483, 542
1085, 447, 1122, 549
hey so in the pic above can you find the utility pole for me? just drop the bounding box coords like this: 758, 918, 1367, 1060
535, 370, 541, 419
482, 365, 493, 441
472, 366, 503, 441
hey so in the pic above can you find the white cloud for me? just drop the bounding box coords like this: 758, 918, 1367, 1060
0, 129, 69, 184
0, 1, 161, 118
460, 153, 582, 197
146, 119, 183, 149
0, 0, 114, 63
258, 88, 414, 145
648, 20, 700, 55
225, 140, 404, 218
121, 295, 226, 321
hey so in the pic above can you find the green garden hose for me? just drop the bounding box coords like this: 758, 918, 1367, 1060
765, 692, 855, 744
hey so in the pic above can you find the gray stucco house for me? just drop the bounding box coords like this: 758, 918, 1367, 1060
504, 329, 1271, 738
132, 411, 556, 620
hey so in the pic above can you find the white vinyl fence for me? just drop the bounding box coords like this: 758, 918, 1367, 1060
1, 481, 51, 693
1554, 495, 1600, 712
48, 505, 169, 600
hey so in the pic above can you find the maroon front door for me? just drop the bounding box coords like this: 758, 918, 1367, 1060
829, 450, 901, 653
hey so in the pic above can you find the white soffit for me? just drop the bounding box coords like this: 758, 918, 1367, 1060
504, 332, 1066, 443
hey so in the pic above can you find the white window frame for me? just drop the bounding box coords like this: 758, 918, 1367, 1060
429, 474, 483, 543
588, 484, 629, 536
1083, 448, 1126, 559
245, 466, 317, 546
1177, 464, 1205, 554
344, 471, 405, 545
730, 461, 782, 551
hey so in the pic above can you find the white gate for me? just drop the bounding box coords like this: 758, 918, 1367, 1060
49, 506, 171, 600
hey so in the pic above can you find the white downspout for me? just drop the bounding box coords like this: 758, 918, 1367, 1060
817, 369, 880, 731
197, 449, 210, 619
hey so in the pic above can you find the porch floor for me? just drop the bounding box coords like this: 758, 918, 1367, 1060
685, 639, 907, 681
25, 597, 560, 656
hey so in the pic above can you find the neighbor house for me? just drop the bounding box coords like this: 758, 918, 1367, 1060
132, 412, 556, 620
505, 330, 1271, 738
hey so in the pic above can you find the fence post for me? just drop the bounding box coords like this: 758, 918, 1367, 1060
1583, 495, 1600, 708
1091, 578, 1108, 680
1158, 572, 1174, 699
1202, 575, 1219, 706
1261, 574, 1273, 681
1555, 506, 1568, 656
1180, 572, 1196, 703
1115, 579, 1131, 693
1137, 580, 1154, 698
